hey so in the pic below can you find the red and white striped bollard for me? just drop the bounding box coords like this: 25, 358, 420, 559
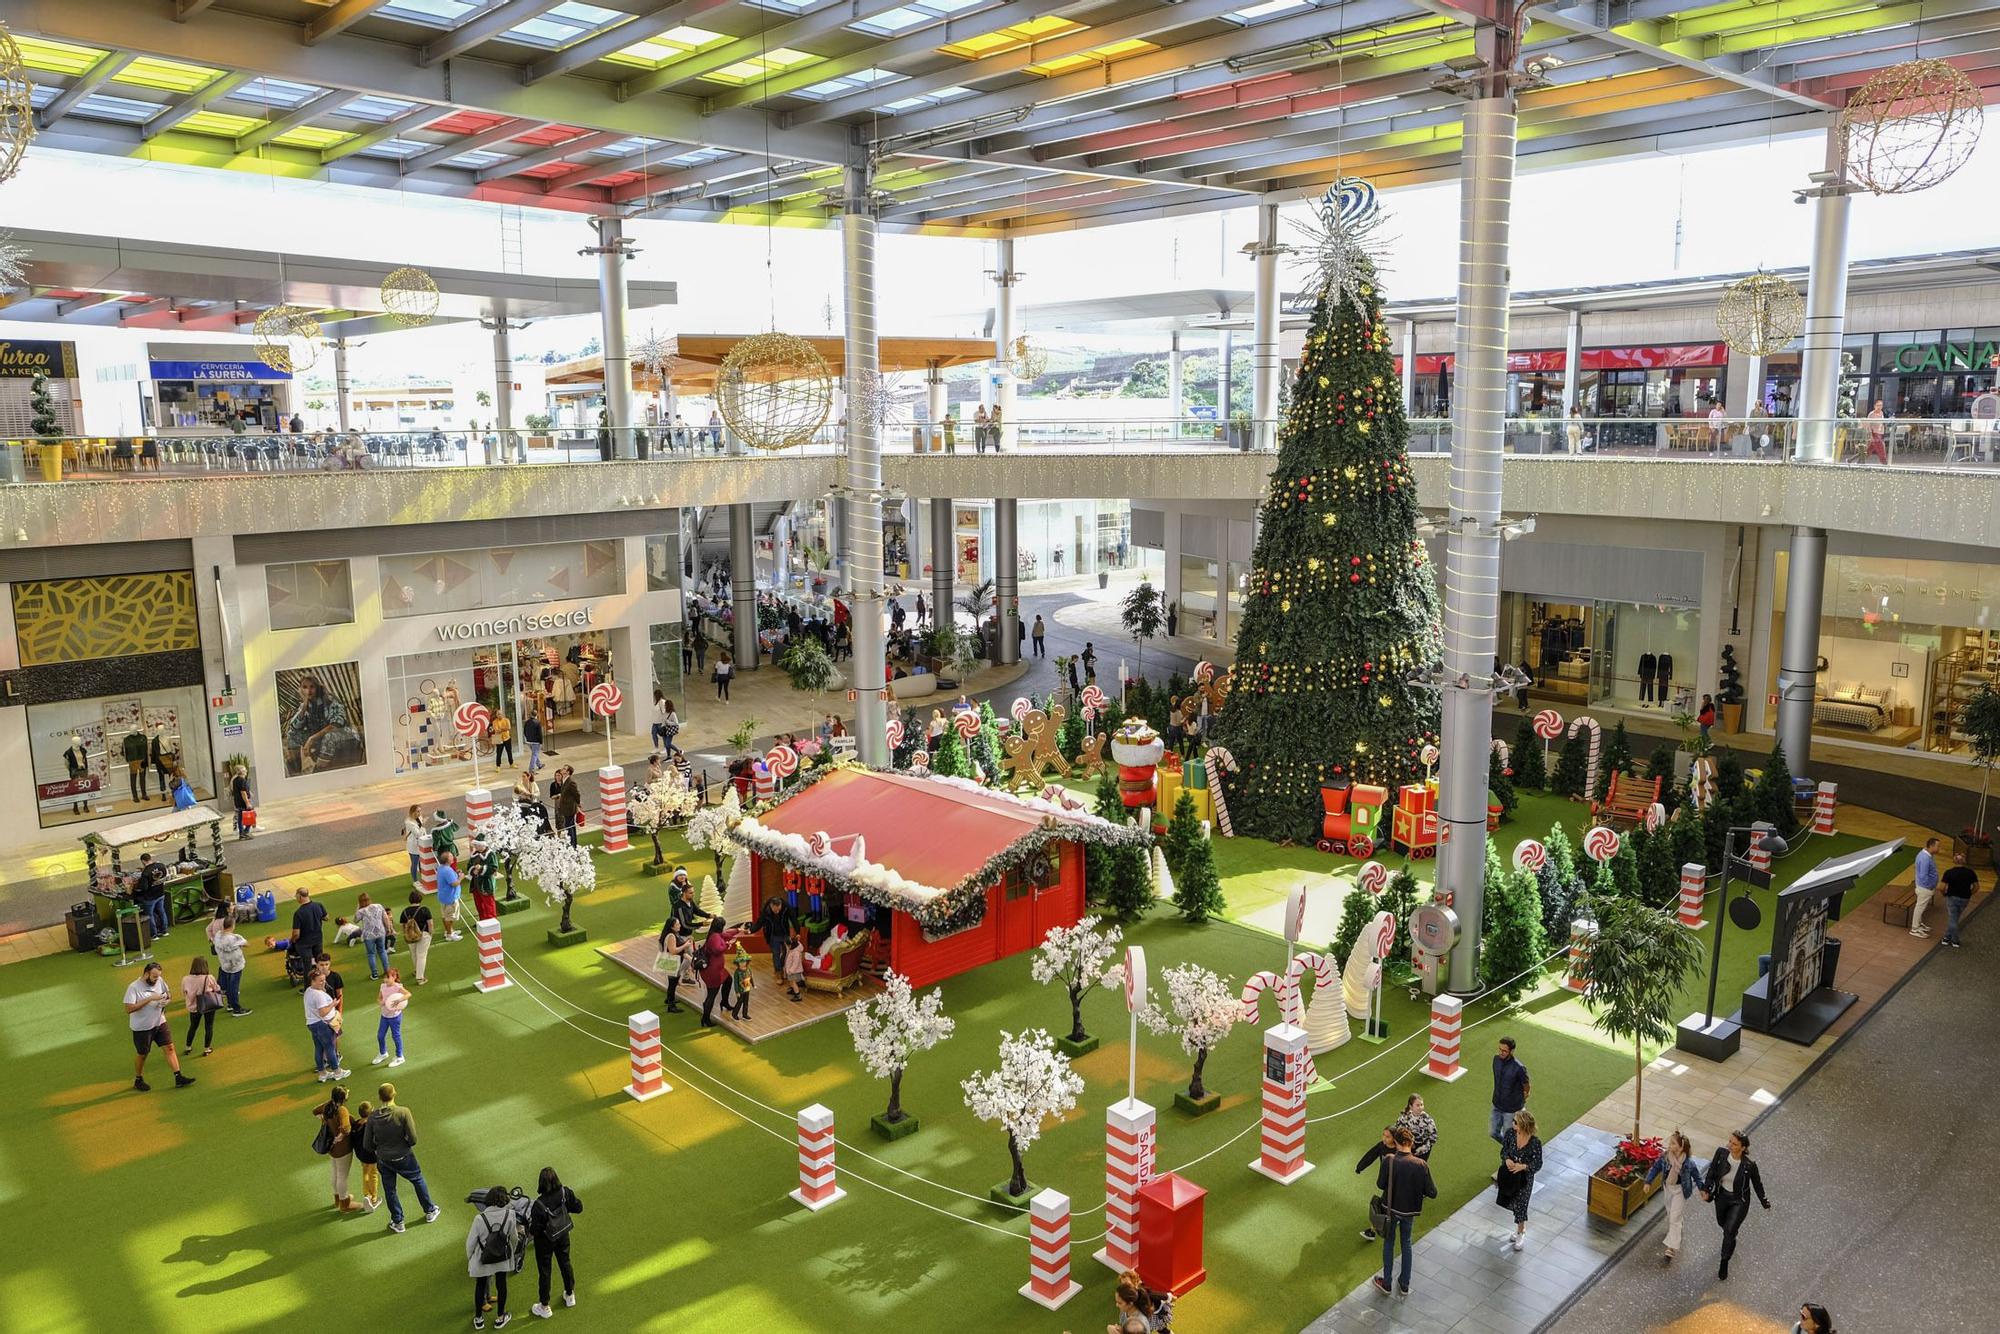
473, 917, 509, 992
598, 766, 629, 853
625, 1010, 669, 1101
791, 1103, 845, 1211
419, 842, 438, 895
1678, 862, 1708, 930
465, 786, 493, 834
1022, 1188, 1082, 1310
1561, 918, 1596, 994
1814, 781, 1838, 835
1248, 1022, 1313, 1184
1095, 1097, 1154, 1271
1425, 995, 1466, 1082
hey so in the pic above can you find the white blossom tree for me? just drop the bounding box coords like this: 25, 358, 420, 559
520, 833, 598, 935
686, 787, 743, 883
480, 803, 544, 903
629, 770, 699, 865
1137, 963, 1241, 1102
847, 972, 955, 1128
960, 1028, 1086, 1199
1030, 915, 1121, 1045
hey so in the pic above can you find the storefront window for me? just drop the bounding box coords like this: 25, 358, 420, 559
386, 647, 515, 774
645, 531, 681, 593
27, 685, 214, 829
1512, 596, 1700, 712
650, 621, 685, 705
380, 539, 624, 619
1180, 556, 1220, 640
266, 560, 355, 630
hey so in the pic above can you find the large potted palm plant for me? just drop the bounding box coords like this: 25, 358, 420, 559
1959, 684, 2000, 868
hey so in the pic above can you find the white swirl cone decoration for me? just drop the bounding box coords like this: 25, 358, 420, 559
1293, 951, 1347, 1054
722, 853, 753, 922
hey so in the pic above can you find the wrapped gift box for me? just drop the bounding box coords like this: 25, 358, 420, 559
1399, 783, 1433, 816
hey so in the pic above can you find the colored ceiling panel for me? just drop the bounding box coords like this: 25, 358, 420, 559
426, 110, 508, 136
114, 57, 223, 94
941, 16, 1085, 59
702, 48, 821, 86
514, 123, 591, 146
271, 126, 354, 150
13, 36, 108, 77
602, 26, 728, 69
177, 110, 265, 139
1028, 38, 1156, 77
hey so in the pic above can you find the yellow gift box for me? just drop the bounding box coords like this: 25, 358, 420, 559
1157, 768, 1214, 825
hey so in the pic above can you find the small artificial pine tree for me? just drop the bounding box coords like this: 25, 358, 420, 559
1100, 842, 1155, 924
1059, 706, 1086, 762
929, 721, 975, 780
1632, 822, 1679, 907
1669, 804, 1705, 879
1330, 883, 1376, 964
1381, 866, 1422, 966
1511, 713, 1546, 791
1161, 790, 1203, 882
1169, 817, 1225, 924
1489, 746, 1516, 818
1210, 210, 1443, 843
1748, 741, 1801, 838
1552, 726, 1592, 799
1645, 744, 1679, 814
28, 373, 58, 438
1715, 749, 1747, 800
1481, 850, 1549, 1003
1538, 823, 1583, 940
1595, 721, 1634, 802
970, 700, 1004, 783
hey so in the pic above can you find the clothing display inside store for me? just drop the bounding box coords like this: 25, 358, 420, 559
525, 631, 612, 738
1527, 604, 1592, 704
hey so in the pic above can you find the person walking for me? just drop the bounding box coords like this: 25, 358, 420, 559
782, 935, 805, 1004
313, 1084, 358, 1213
467, 1185, 522, 1328
1942, 849, 1977, 948
714, 650, 734, 702
1794, 1302, 1836, 1334
1497, 1109, 1543, 1252
229, 763, 255, 839
972, 405, 989, 454
654, 918, 692, 1014
1645, 1130, 1702, 1266
360, 1082, 440, 1234
181, 957, 223, 1058
1701, 1129, 1771, 1280
133, 853, 172, 940
1864, 399, 1888, 464
436, 852, 465, 942
528, 1167, 584, 1318
305, 964, 348, 1083
210, 906, 251, 1016
1368, 1125, 1436, 1296
356, 891, 392, 980
553, 768, 582, 849
374, 966, 410, 1067
400, 891, 434, 986
1697, 694, 1717, 745
1912, 836, 1941, 938
490, 712, 514, 769
1396, 1093, 1438, 1161
125, 961, 195, 1091
403, 805, 426, 889
730, 939, 758, 1019
988, 403, 1004, 452
1489, 1036, 1530, 1151
1081, 642, 1097, 684
1030, 614, 1045, 657
522, 711, 544, 774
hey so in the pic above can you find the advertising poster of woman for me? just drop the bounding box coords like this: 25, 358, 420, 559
277, 662, 366, 777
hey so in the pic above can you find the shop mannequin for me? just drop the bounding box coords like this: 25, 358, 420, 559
1655, 653, 1674, 709
149, 725, 175, 802
1637, 652, 1656, 704
64, 734, 89, 814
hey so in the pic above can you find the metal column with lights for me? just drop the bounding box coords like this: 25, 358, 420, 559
995, 498, 1020, 665
729, 503, 758, 670
1168, 331, 1185, 432
1248, 202, 1283, 454
586, 217, 637, 459
1776, 128, 1858, 772
1399, 321, 1417, 415
925, 359, 946, 451
841, 158, 889, 765
992, 238, 1020, 450
332, 337, 352, 432
932, 498, 955, 631
1561, 308, 1582, 415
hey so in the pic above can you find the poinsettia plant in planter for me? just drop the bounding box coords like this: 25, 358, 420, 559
1598, 1136, 1664, 1187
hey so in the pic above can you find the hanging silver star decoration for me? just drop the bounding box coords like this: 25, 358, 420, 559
1288, 175, 1391, 314
849, 368, 922, 428
0, 231, 27, 293
633, 328, 679, 383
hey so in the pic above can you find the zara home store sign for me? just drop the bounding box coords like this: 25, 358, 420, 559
435, 605, 596, 643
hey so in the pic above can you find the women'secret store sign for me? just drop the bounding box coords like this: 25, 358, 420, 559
436, 606, 596, 643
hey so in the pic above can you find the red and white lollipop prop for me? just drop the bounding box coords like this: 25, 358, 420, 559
953, 711, 979, 741
1010, 697, 1032, 725
766, 743, 800, 786
453, 701, 492, 783
1644, 802, 1666, 833
1532, 707, 1563, 768
1583, 824, 1621, 863
885, 717, 905, 750
1512, 839, 1547, 872
1356, 861, 1390, 894
588, 680, 624, 767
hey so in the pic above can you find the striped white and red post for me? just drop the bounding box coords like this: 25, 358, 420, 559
1248, 1023, 1314, 1184
1425, 995, 1467, 1082
473, 917, 510, 992
598, 766, 629, 853
1022, 1188, 1083, 1310
1561, 919, 1596, 994
790, 1103, 845, 1211
465, 786, 493, 834
419, 843, 438, 895
625, 1009, 669, 1102
1678, 863, 1708, 930
1747, 825, 1774, 877
1814, 781, 1838, 835
1094, 1097, 1155, 1272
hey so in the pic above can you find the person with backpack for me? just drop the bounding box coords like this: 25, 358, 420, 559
467, 1185, 522, 1328
528, 1167, 584, 1318
400, 891, 433, 986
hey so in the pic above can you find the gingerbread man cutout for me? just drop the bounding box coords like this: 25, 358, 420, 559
998, 731, 1043, 788
1073, 731, 1107, 779
1027, 706, 1071, 778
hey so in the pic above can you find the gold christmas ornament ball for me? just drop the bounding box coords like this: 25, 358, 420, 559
1716, 270, 1804, 357
0, 22, 33, 188
716, 332, 833, 451
1007, 335, 1048, 382
252, 305, 322, 374
380, 266, 440, 327
1839, 58, 1982, 195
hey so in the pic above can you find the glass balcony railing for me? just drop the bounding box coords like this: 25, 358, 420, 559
1405, 414, 2000, 467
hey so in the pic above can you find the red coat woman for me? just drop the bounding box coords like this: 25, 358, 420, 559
698, 922, 746, 1028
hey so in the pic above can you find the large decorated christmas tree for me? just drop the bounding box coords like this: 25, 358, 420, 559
1214, 182, 1442, 843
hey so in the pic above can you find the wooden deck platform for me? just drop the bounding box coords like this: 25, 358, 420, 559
597, 935, 879, 1044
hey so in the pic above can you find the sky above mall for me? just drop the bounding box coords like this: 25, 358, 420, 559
4, 118, 1996, 381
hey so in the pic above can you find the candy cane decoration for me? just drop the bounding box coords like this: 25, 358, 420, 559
1512, 839, 1547, 873
953, 711, 980, 741
1533, 707, 1564, 768
1567, 715, 1602, 798
1490, 738, 1510, 771
1241, 969, 1304, 1026
1011, 697, 1032, 725
885, 717, 904, 750
1644, 801, 1666, 833
1583, 824, 1621, 863
1355, 860, 1389, 894
1689, 755, 1718, 809
1204, 746, 1239, 837
1290, 950, 1343, 1063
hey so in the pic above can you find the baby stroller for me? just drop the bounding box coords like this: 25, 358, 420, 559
283, 940, 313, 992
466, 1186, 535, 1273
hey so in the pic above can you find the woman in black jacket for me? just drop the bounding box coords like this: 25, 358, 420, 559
528, 1166, 584, 1318
1701, 1130, 1771, 1281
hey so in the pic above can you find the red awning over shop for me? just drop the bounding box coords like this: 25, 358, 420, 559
1392, 342, 1728, 376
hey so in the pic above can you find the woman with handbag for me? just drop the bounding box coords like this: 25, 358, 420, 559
312, 1083, 358, 1213
1645, 1130, 1703, 1266
180, 957, 225, 1057
1497, 1109, 1543, 1252
654, 919, 692, 1015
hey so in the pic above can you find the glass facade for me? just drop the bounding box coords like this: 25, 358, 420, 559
266, 559, 355, 631
1508, 595, 1701, 712
1756, 330, 2000, 418
380, 539, 623, 619
29, 685, 214, 829
386, 645, 518, 774
650, 620, 685, 709
645, 530, 681, 594
1179, 555, 1221, 640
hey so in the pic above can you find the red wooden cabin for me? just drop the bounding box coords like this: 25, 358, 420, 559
738, 769, 1135, 990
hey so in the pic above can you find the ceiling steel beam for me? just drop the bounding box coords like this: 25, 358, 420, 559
401, 118, 544, 174
475, 128, 625, 181
319, 103, 456, 163
521, 0, 740, 84
616, 0, 913, 100
232, 87, 351, 154
540, 142, 685, 187
173, 0, 219, 18
305, 0, 396, 46
1533, 4, 1838, 109
36, 51, 136, 130
141, 69, 254, 139
1773, 5, 2000, 84
53, 291, 120, 316
117, 297, 174, 324
422, 0, 567, 67
948, 180, 1194, 226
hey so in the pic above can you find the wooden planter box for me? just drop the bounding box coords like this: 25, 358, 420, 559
1586, 1168, 1661, 1225
1954, 836, 1995, 870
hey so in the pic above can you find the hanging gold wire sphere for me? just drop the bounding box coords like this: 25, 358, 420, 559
1839, 58, 1983, 195
716, 332, 833, 451
253, 305, 323, 374
379, 265, 440, 327
0, 22, 36, 187
1716, 269, 1805, 357
1008, 335, 1048, 382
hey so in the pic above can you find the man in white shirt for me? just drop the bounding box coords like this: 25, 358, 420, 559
304, 972, 349, 1082
124, 961, 195, 1092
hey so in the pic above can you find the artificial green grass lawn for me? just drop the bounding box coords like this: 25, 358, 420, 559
0, 801, 1906, 1334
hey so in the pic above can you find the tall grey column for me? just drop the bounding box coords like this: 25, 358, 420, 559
992, 238, 1019, 450
931, 498, 955, 632
1776, 128, 1856, 769
1399, 321, 1417, 414
842, 160, 889, 764
1167, 331, 1184, 435
728, 502, 758, 670
491, 321, 514, 431
1219, 329, 1234, 424
1440, 87, 1518, 996
995, 498, 1020, 665
1250, 202, 1282, 452
1561, 308, 1582, 414
332, 337, 352, 432
588, 216, 636, 458
925, 361, 945, 451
